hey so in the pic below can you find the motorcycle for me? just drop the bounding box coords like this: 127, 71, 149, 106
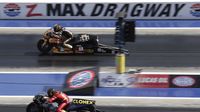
26, 94, 102, 112
37, 33, 129, 55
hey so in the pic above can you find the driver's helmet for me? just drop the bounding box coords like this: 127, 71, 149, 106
47, 88, 56, 97
53, 24, 63, 35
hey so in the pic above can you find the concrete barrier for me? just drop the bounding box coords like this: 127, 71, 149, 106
1, 96, 200, 108
1, 27, 200, 35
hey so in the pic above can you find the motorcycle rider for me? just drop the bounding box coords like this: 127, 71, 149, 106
47, 88, 70, 112
43, 24, 73, 50
43, 24, 99, 51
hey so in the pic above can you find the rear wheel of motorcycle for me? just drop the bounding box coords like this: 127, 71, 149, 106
37, 39, 53, 54
89, 105, 96, 112
77, 111, 86, 112
26, 102, 43, 112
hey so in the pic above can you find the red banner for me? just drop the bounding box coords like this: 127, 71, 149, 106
130, 74, 169, 88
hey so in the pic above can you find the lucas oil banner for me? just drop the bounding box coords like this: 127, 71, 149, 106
99, 73, 170, 88
1, 3, 200, 19
99, 73, 200, 88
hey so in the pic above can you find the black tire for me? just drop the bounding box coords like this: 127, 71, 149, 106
77, 110, 87, 112
76, 105, 94, 112
37, 39, 53, 54
26, 102, 43, 112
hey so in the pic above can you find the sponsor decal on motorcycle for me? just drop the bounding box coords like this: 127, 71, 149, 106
190, 3, 200, 17
79, 34, 90, 42
4, 3, 21, 17
72, 99, 95, 105
172, 76, 195, 87
67, 70, 95, 88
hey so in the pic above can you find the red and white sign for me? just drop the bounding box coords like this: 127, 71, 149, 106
67, 70, 95, 88
131, 74, 169, 88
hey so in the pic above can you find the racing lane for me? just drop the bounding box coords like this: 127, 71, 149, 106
1, 105, 200, 112
1, 34, 200, 71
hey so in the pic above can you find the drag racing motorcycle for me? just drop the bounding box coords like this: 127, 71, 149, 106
26, 94, 102, 112
37, 33, 128, 55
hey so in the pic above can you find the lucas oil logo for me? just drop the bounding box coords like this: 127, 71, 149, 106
4, 3, 21, 17
190, 4, 200, 17
68, 70, 95, 88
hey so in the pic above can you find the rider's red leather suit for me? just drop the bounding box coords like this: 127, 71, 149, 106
48, 91, 69, 112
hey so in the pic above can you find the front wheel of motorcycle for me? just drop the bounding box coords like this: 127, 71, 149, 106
76, 105, 94, 112
37, 39, 53, 54
26, 102, 43, 112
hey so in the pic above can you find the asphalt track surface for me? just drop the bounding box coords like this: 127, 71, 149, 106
2, 34, 200, 111
1, 34, 200, 70
1, 105, 200, 112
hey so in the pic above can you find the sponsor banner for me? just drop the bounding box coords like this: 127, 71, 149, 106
63, 67, 98, 96
99, 73, 200, 88
0, 3, 200, 19
169, 75, 200, 88
99, 73, 131, 87
99, 73, 169, 88
130, 74, 169, 88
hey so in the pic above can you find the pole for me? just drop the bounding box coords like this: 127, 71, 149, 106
115, 12, 126, 74
116, 53, 125, 74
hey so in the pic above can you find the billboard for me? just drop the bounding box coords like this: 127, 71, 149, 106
169, 75, 200, 88
0, 3, 200, 19
99, 73, 200, 88
63, 67, 98, 96
99, 73, 169, 88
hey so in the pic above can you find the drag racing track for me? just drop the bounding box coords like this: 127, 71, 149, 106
2, 34, 200, 111
1, 105, 200, 112
1, 34, 200, 70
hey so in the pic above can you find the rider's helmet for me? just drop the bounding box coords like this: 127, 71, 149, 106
53, 24, 63, 35
47, 88, 56, 97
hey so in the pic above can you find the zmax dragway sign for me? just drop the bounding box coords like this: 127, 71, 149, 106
46, 3, 185, 18
2, 3, 199, 19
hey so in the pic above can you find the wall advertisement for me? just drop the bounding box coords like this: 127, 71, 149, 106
0, 3, 200, 19
169, 75, 200, 88
99, 73, 170, 88
63, 67, 98, 96
99, 73, 200, 88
